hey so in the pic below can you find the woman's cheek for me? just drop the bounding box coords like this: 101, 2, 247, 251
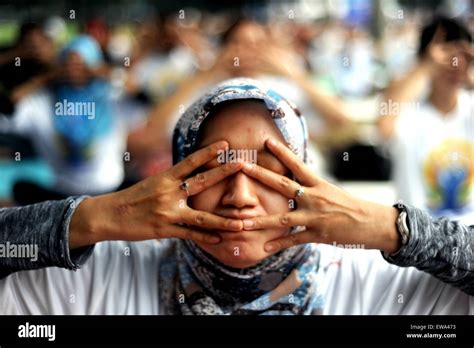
258, 186, 292, 215
188, 185, 222, 212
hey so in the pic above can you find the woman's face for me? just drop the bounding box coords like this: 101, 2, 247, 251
64, 52, 89, 86
189, 101, 293, 269
432, 40, 471, 88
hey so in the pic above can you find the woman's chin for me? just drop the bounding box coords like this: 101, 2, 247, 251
197, 240, 271, 269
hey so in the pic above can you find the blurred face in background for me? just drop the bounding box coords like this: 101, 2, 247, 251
63, 52, 90, 87
224, 21, 267, 77
228, 21, 267, 48
432, 40, 472, 89
21, 28, 55, 64
189, 101, 293, 269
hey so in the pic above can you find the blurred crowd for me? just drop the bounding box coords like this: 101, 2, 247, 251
0, 0, 473, 220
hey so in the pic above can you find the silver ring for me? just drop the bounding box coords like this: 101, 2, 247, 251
295, 186, 305, 199
179, 181, 190, 195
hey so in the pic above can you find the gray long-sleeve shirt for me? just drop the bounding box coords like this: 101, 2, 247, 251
0, 198, 472, 314
0, 197, 93, 279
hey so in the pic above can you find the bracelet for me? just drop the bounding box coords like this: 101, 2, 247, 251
383, 203, 410, 259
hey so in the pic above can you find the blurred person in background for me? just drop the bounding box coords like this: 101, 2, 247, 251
123, 15, 213, 178
221, 18, 351, 131
85, 17, 113, 65
378, 17, 474, 219
125, 16, 206, 107
0, 35, 127, 205
0, 21, 56, 115
127, 17, 353, 178
309, 21, 376, 98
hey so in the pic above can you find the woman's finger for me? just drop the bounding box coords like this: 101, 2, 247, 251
264, 230, 316, 253
242, 163, 301, 198
165, 225, 221, 244
185, 162, 244, 196
167, 140, 228, 180
181, 209, 243, 231
242, 211, 307, 231
265, 138, 317, 186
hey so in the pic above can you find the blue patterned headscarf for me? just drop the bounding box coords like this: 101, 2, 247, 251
161, 78, 324, 315
173, 78, 308, 165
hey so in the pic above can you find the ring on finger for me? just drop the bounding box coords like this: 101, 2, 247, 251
179, 181, 190, 196
295, 186, 305, 199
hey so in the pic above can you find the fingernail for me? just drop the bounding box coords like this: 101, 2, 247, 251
217, 141, 228, 150
267, 138, 277, 146
243, 163, 254, 170
243, 219, 254, 229
229, 220, 242, 230
265, 243, 275, 252
232, 162, 242, 169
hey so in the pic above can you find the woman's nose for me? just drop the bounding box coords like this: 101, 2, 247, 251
221, 172, 259, 208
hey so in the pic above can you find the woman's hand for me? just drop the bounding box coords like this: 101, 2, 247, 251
70, 141, 244, 248
241, 138, 401, 255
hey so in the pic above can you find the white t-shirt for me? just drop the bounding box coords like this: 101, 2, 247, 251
0, 89, 126, 195
0, 240, 471, 315
391, 90, 474, 219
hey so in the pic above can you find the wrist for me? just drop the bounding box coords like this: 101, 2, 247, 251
379, 205, 401, 254
367, 203, 400, 254
69, 196, 105, 248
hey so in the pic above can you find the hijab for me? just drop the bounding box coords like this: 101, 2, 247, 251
160, 78, 324, 315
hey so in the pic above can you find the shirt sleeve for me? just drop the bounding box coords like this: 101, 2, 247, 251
383, 204, 474, 295
0, 196, 95, 279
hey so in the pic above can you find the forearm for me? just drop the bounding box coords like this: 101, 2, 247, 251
292, 73, 350, 127
383, 205, 474, 295
10, 74, 48, 103
335, 194, 473, 294
384, 61, 432, 105
378, 61, 432, 139
0, 196, 95, 278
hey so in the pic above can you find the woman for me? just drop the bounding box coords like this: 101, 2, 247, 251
0, 78, 472, 315
0, 35, 125, 205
